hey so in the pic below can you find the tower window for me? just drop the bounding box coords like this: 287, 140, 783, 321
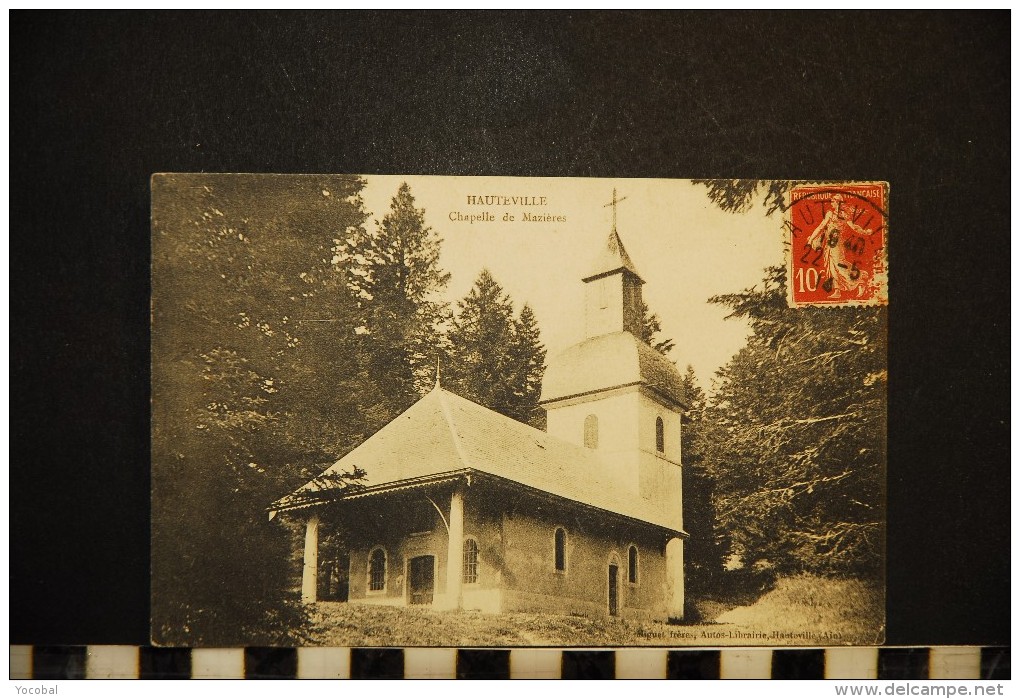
655, 416, 665, 453
628, 545, 639, 584
368, 547, 386, 591
554, 527, 567, 572
584, 414, 599, 449
463, 538, 479, 584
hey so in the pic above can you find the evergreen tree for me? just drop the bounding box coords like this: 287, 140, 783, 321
446, 270, 546, 425
692, 181, 886, 580
640, 301, 676, 355
678, 365, 722, 605
510, 303, 547, 428
701, 267, 886, 576
334, 182, 451, 411
692, 179, 794, 216
151, 174, 378, 645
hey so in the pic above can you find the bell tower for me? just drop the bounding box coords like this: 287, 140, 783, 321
583, 188, 645, 338
540, 197, 686, 530
582, 229, 645, 338
542, 190, 685, 616
538, 192, 688, 617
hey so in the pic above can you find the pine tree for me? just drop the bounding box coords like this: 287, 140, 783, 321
692, 179, 794, 216
151, 174, 378, 645
640, 301, 676, 356
678, 365, 722, 605
446, 269, 516, 412
511, 303, 547, 428
446, 270, 546, 425
692, 182, 886, 580
334, 182, 451, 412
702, 266, 886, 575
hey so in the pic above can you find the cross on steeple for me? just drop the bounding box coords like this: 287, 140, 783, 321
603, 188, 628, 232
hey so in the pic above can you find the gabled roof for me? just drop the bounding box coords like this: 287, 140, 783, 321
273, 385, 682, 532
583, 229, 644, 283
540, 331, 688, 408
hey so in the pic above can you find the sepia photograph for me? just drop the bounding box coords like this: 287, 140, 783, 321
151, 174, 886, 648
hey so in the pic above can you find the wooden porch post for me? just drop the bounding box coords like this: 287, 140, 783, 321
301, 513, 320, 604
443, 488, 464, 610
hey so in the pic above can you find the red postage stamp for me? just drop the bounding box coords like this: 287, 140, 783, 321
787, 182, 888, 307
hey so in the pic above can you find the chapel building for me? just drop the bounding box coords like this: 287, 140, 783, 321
271, 224, 689, 621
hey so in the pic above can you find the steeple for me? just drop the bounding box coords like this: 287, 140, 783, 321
582, 228, 645, 338
540, 197, 685, 530
583, 228, 645, 284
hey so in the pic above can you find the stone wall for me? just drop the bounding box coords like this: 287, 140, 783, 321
337, 485, 506, 611
284, 482, 675, 621
499, 489, 671, 622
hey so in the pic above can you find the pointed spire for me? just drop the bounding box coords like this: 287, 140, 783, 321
584, 189, 643, 282
583, 228, 644, 283
434, 354, 442, 390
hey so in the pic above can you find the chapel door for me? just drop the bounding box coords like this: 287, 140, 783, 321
608, 564, 619, 616
409, 555, 435, 605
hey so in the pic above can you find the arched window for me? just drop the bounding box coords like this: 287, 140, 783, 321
655, 416, 665, 453
368, 547, 386, 591
554, 528, 567, 572
628, 545, 639, 584
584, 414, 599, 449
463, 538, 479, 584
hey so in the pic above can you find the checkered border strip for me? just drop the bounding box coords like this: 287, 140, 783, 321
9, 646, 1009, 679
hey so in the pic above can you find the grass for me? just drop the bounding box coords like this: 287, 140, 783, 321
715, 573, 885, 645
304, 573, 883, 647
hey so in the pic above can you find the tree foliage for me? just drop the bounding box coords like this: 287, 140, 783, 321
640, 301, 676, 356
692, 179, 794, 216
445, 269, 547, 427
678, 365, 723, 602
511, 303, 547, 427
701, 266, 886, 575
334, 182, 451, 411
151, 175, 386, 645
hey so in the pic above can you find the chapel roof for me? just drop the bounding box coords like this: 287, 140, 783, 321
539, 330, 688, 408
272, 385, 682, 532
583, 229, 644, 283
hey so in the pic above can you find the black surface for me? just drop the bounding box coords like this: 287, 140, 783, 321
772, 649, 825, 680
457, 650, 511, 679
667, 650, 721, 679
139, 647, 192, 680
878, 648, 931, 680
561, 651, 615, 680
10, 10, 1010, 647
244, 647, 298, 679
982, 648, 1011, 681
350, 649, 404, 680
31, 646, 87, 680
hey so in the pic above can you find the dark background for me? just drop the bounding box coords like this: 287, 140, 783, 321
11, 11, 1009, 646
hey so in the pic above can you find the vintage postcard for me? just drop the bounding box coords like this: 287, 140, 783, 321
151, 175, 886, 647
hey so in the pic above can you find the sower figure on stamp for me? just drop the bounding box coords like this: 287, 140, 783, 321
807, 193, 875, 299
